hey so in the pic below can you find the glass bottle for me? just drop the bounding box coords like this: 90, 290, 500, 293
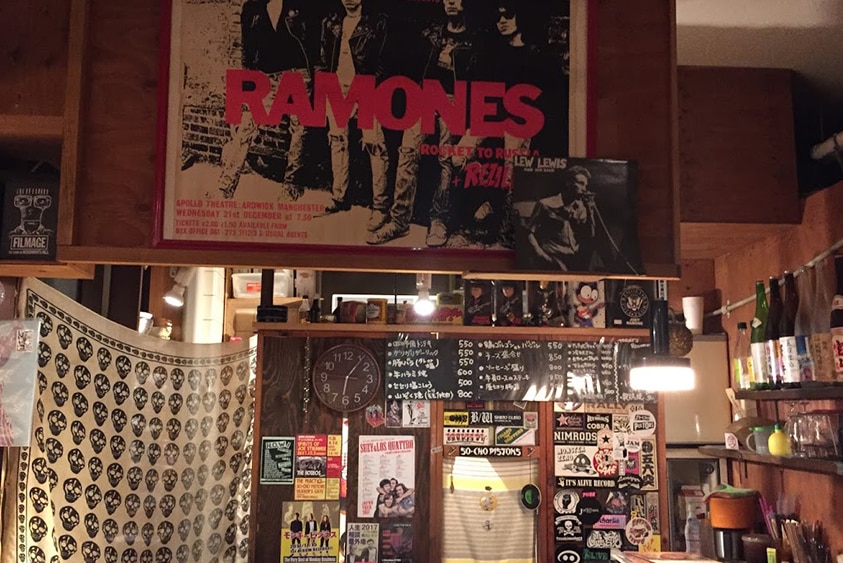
310, 294, 321, 324
733, 322, 753, 390
750, 281, 770, 390
812, 260, 834, 383
298, 294, 311, 324
764, 277, 783, 389
767, 423, 792, 457
831, 255, 843, 382
779, 271, 800, 388
332, 296, 344, 323
794, 267, 816, 384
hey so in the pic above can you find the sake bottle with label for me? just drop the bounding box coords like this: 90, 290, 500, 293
733, 322, 753, 390
812, 259, 834, 382
765, 277, 784, 389
779, 271, 800, 388
750, 281, 770, 389
794, 267, 815, 383
831, 255, 843, 382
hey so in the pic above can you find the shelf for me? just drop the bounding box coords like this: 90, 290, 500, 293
0, 261, 94, 279
0, 114, 64, 165
734, 386, 843, 401
256, 322, 649, 338
699, 445, 843, 476
463, 265, 680, 282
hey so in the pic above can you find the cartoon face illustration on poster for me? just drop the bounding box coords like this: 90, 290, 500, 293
555, 446, 597, 476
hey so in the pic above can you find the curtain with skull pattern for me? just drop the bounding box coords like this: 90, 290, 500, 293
1, 279, 255, 563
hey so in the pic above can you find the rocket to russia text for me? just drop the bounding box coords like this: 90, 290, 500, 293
225, 70, 545, 139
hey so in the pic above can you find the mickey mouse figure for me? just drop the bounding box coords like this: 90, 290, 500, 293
572, 282, 605, 327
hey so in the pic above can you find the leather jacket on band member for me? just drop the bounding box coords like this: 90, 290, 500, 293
241, 0, 310, 73
319, 13, 388, 79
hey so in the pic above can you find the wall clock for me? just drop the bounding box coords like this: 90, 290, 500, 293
312, 343, 381, 412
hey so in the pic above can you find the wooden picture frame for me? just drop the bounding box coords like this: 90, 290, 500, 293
154, 0, 593, 269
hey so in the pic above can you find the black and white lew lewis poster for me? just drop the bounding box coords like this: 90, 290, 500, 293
158, 0, 590, 254
512, 157, 645, 275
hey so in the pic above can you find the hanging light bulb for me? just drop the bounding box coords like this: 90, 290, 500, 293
413, 273, 435, 317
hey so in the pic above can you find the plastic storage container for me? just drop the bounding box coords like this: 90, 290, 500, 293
231, 270, 293, 298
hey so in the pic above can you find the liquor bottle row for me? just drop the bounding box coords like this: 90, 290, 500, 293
732, 255, 843, 390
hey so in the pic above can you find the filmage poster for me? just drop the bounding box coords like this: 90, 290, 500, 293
159, 0, 588, 251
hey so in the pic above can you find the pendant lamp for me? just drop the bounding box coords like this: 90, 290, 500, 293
629, 299, 695, 392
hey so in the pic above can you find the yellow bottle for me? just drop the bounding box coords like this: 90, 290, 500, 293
767, 423, 791, 456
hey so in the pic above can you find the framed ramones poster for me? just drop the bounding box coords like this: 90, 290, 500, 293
156, 0, 591, 254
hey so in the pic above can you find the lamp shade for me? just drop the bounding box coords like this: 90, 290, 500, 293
628, 298, 696, 391
629, 355, 695, 391
163, 285, 186, 307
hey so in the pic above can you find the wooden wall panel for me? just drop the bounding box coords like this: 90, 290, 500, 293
678, 67, 800, 226
67, 0, 679, 273
714, 181, 843, 553
73, 0, 160, 247
594, 0, 679, 269
0, 1, 70, 116
253, 335, 431, 563
715, 180, 843, 333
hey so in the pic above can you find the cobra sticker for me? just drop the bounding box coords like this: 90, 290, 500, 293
554, 489, 580, 514
586, 414, 611, 430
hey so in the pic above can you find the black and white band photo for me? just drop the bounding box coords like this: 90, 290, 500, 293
511, 157, 644, 274
161, 0, 576, 251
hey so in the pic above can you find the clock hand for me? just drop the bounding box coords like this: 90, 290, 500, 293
342, 357, 365, 396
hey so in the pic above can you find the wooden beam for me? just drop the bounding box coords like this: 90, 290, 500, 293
59, 0, 90, 246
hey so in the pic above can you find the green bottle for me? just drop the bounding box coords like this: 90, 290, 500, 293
750, 281, 770, 390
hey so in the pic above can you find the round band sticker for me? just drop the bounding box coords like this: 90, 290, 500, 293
554, 490, 580, 514
625, 517, 654, 546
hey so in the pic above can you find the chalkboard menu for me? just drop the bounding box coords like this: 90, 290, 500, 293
385, 336, 654, 403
